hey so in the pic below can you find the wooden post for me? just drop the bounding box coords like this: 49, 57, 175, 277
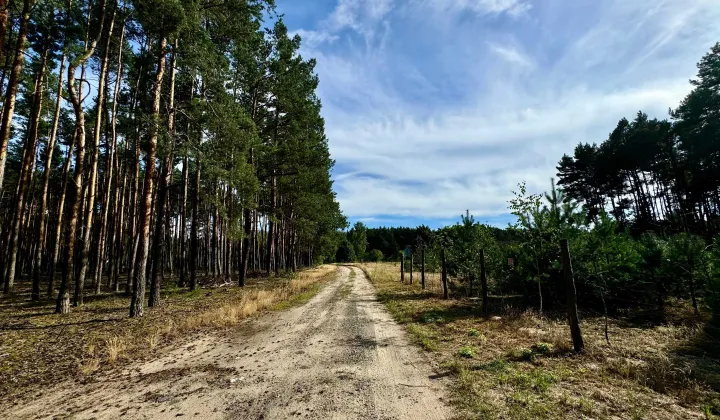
421, 248, 425, 290
400, 254, 405, 283
560, 239, 584, 352
409, 253, 413, 284
480, 248, 488, 315
442, 248, 448, 299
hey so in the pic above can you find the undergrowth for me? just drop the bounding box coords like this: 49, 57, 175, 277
360, 262, 720, 420
0, 265, 337, 404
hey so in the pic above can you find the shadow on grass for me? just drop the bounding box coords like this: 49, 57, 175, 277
1, 317, 119, 331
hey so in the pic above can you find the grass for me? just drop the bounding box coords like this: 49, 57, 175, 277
360, 262, 720, 420
0, 265, 337, 404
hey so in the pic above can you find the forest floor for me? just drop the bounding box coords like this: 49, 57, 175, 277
0, 265, 337, 407
1, 265, 451, 419
360, 262, 720, 420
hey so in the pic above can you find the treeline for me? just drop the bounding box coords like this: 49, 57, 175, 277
335, 224, 510, 263
0, 0, 345, 317
353, 44, 720, 325
557, 43, 720, 236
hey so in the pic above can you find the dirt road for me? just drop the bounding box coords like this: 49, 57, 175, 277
7, 266, 451, 420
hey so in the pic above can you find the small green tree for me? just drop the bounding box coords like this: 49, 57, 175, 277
335, 239, 356, 263
347, 222, 368, 261
367, 249, 383, 262
664, 233, 708, 316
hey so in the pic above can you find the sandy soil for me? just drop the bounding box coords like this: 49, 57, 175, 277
5, 266, 451, 420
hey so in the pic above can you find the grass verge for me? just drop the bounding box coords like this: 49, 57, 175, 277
360, 262, 720, 420
0, 265, 337, 405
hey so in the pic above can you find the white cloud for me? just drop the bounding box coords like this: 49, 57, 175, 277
293, 29, 339, 48
286, 0, 720, 223
487, 42, 534, 69
423, 0, 532, 17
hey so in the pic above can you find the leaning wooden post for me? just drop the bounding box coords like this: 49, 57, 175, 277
409, 253, 413, 284
441, 248, 449, 299
421, 247, 426, 290
560, 239, 584, 352
480, 248, 488, 315
400, 254, 405, 283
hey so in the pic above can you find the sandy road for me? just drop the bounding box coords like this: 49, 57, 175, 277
7, 266, 451, 420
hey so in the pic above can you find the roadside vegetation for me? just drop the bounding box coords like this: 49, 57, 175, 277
0, 265, 337, 404
362, 262, 717, 419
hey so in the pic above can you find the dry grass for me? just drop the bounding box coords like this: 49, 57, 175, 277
0, 265, 337, 404
360, 262, 720, 420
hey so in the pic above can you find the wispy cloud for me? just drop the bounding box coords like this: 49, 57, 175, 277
487, 42, 534, 68
422, 0, 531, 17
282, 0, 720, 226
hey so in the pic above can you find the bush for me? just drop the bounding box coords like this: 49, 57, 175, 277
367, 249, 383, 262
335, 240, 356, 263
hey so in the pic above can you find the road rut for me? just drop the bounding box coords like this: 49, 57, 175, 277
7, 266, 451, 419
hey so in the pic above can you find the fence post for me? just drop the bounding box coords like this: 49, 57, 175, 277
421, 248, 426, 290
480, 248, 488, 315
560, 239, 584, 352
400, 254, 405, 283
442, 248, 448, 299
410, 254, 413, 284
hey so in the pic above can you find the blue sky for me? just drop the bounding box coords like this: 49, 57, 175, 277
275, 0, 720, 229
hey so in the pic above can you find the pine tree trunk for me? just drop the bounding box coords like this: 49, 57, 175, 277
94, 15, 124, 294
4, 51, 47, 294
239, 149, 253, 287
190, 160, 201, 290
75, 11, 115, 305
0, 0, 9, 97
130, 37, 166, 317
179, 153, 188, 287
0, 0, 31, 193
32, 51, 66, 301
149, 39, 176, 307
121, 55, 145, 293
267, 175, 276, 276
48, 117, 77, 298
57, 0, 108, 313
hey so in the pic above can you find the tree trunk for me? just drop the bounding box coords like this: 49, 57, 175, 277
149, 38, 176, 307
130, 37, 166, 317
4, 50, 47, 294
179, 152, 188, 287
559, 239, 584, 352
33, 51, 66, 300
239, 149, 254, 287
480, 248, 488, 315
57, 0, 108, 313
76, 8, 116, 305
442, 249, 448, 299
189, 160, 201, 290
421, 248, 425, 290
0, 0, 9, 98
0, 0, 31, 193
95, 14, 125, 294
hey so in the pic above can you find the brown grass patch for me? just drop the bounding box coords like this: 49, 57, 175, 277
0, 265, 337, 405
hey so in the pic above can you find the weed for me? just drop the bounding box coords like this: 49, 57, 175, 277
421, 312, 445, 324
105, 336, 127, 363
78, 357, 100, 375
468, 328, 480, 336
407, 323, 439, 352
531, 342, 554, 355
459, 346, 475, 358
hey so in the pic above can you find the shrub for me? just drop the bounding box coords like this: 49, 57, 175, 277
459, 346, 475, 358
367, 249, 384, 262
